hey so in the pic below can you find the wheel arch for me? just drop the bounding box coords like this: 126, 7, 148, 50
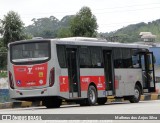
135, 81, 143, 94
88, 82, 97, 91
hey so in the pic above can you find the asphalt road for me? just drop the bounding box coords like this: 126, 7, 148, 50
0, 100, 159, 123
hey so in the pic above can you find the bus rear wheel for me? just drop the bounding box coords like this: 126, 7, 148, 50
87, 85, 97, 106
129, 85, 141, 103
43, 98, 62, 108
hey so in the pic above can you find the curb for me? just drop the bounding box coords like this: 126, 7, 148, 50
0, 102, 13, 109
0, 93, 160, 109
0, 101, 41, 109
140, 93, 160, 101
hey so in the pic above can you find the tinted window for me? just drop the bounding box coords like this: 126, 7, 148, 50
11, 42, 50, 63
114, 48, 123, 68
122, 48, 132, 68
90, 47, 103, 68
57, 45, 66, 68
79, 47, 91, 68
131, 49, 140, 68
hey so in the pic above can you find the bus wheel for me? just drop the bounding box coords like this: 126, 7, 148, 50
97, 98, 107, 105
87, 85, 97, 106
43, 98, 62, 108
129, 85, 141, 103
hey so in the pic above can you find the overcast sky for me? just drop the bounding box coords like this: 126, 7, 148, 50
1, 0, 160, 32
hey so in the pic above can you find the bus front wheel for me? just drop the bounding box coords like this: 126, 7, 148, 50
129, 85, 141, 103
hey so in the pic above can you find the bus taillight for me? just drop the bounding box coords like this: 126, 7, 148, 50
9, 71, 14, 89
49, 68, 55, 87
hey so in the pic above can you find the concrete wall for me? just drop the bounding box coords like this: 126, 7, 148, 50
0, 78, 11, 103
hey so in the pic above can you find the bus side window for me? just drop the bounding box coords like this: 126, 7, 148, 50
114, 48, 123, 68
132, 55, 140, 68
122, 48, 132, 68
90, 47, 103, 68
57, 45, 66, 68
79, 47, 92, 68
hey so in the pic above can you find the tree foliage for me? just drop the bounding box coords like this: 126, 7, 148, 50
57, 27, 72, 38
0, 38, 7, 70
25, 15, 74, 38
70, 6, 98, 37
25, 7, 98, 38
0, 11, 25, 46
25, 16, 59, 38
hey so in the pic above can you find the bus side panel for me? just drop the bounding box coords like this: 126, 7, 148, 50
80, 68, 106, 98
58, 69, 70, 99
58, 68, 106, 99
114, 69, 143, 97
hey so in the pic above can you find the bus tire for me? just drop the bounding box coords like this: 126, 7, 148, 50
97, 98, 107, 105
129, 85, 141, 103
43, 98, 62, 108
86, 85, 97, 106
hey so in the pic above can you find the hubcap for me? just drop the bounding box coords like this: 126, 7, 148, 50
89, 89, 95, 103
135, 88, 139, 99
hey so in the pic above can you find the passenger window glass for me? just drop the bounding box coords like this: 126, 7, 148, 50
131, 49, 140, 68
79, 47, 91, 68
114, 48, 123, 68
122, 49, 132, 68
90, 47, 103, 68
57, 45, 66, 68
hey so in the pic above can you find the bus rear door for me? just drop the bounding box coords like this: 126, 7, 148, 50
66, 48, 81, 98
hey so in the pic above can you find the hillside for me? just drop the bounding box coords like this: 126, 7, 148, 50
101, 19, 160, 43
25, 15, 160, 42
25, 15, 74, 38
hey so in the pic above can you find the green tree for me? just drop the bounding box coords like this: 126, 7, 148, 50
70, 6, 98, 37
0, 11, 25, 47
25, 16, 59, 38
0, 38, 7, 70
57, 27, 72, 38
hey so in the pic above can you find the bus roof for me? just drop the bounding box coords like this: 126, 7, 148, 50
9, 37, 149, 49
53, 37, 149, 49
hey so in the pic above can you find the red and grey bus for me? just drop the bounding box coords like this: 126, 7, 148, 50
8, 37, 156, 108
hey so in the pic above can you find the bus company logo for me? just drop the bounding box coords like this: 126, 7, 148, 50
27, 67, 33, 74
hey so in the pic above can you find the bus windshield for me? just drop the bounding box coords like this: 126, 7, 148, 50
10, 42, 50, 63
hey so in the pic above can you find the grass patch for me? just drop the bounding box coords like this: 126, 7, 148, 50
0, 71, 7, 77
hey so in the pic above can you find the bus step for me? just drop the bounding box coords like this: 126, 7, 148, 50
107, 96, 115, 99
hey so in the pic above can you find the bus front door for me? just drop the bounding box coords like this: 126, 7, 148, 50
103, 50, 114, 95
140, 52, 156, 93
67, 48, 81, 98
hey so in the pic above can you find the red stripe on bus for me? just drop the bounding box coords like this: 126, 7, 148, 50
59, 76, 106, 92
